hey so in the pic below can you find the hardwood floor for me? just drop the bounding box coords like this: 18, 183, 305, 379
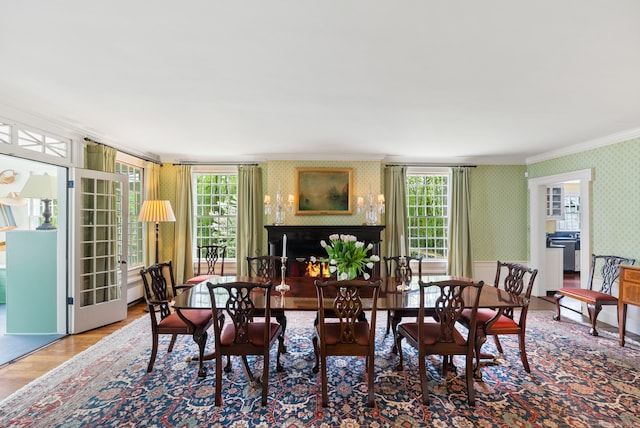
0, 301, 147, 401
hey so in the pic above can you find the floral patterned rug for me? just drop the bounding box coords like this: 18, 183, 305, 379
1, 310, 639, 427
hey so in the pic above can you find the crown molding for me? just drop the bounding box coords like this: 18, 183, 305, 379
526, 128, 640, 164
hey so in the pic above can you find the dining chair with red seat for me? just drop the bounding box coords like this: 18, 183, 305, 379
206, 280, 284, 406
186, 244, 226, 284
382, 255, 423, 353
140, 261, 213, 377
312, 279, 382, 408
246, 255, 280, 279
396, 279, 484, 406
459, 261, 538, 376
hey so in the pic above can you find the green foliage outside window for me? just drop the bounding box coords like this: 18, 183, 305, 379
195, 173, 238, 258
406, 174, 449, 260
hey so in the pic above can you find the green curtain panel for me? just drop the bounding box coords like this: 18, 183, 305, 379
237, 166, 263, 276
85, 141, 116, 173
447, 167, 473, 277
143, 161, 161, 268
171, 165, 193, 283
384, 166, 408, 262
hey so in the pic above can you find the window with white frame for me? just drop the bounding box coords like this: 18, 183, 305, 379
406, 168, 450, 261
193, 169, 238, 259
18, 128, 68, 159
0, 119, 71, 163
115, 161, 144, 269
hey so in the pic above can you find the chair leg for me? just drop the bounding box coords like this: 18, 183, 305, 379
215, 353, 223, 406
276, 335, 285, 372
320, 355, 328, 407
385, 310, 392, 335
587, 303, 602, 336
552, 293, 563, 321
312, 335, 320, 373
167, 334, 178, 352
395, 334, 405, 371
391, 314, 402, 354
241, 356, 255, 382
262, 351, 269, 406
418, 351, 430, 405
224, 356, 232, 373
147, 333, 159, 372
493, 335, 504, 354
518, 331, 531, 373
367, 350, 375, 408
465, 353, 476, 406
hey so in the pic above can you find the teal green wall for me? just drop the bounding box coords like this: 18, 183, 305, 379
470, 165, 529, 261
528, 138, 640, 261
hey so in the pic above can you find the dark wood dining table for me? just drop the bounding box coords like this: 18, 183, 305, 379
172, 275, 528, 378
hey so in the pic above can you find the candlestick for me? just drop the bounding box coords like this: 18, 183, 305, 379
396, 256, 410, 292
400, 234, 405, 258
282, 234, 287, 258
275, 256, 290, 294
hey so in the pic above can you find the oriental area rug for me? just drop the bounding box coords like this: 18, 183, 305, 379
1, 310, 639, 427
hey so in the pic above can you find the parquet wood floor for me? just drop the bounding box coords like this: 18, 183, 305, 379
0, 301, 147, 401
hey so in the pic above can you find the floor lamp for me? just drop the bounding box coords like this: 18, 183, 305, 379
138, 200, 176, 264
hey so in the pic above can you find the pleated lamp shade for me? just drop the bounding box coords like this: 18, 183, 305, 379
138, 200, 176, 223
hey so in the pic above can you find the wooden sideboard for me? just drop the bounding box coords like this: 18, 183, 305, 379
618, 264, 640, 346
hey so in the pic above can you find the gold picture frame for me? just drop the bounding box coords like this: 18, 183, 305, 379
295, 167, 353, 215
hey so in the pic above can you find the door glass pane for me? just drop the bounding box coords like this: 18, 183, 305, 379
79, 176, 122, 307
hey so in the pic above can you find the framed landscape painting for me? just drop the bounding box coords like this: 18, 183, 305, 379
295, 168, 353, 215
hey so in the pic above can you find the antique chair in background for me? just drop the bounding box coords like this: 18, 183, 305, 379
246, 255, 280, 279
383, 255, 423, 353
554, 254, 635, 336
186, 244, 226, 284
140, 261, 213, 377
458, 261, 538, 377
395, 279, 484, 406
206, 280, 284, 406
312, 279, 382, 408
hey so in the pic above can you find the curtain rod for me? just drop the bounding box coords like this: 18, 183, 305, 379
384, 163, 477, 168
83, 137, 161, 164
173, 162, 259, 166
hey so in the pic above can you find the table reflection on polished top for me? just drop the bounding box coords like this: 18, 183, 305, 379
172, 276, 528, 311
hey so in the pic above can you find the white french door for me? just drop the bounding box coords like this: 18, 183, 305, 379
70, 169, 128, 333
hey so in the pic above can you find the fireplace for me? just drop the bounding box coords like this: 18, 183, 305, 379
265, 225, 385, 278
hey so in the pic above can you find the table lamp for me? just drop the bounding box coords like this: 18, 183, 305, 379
138, 200, 176, 263
20, 173, 57, 230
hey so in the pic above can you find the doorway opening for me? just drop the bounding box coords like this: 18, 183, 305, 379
528, 169, 592, 298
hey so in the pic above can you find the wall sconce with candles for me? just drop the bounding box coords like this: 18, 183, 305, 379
357, 189, 385, 225
264, 185, 293, 226
20, 172, 57, 230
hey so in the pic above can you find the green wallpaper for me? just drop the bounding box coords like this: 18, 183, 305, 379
470, 165, 529, 261
264, 160, 383, 226
528, 138, 640, 261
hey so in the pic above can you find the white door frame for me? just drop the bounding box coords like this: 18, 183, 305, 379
69, 168, 128, 333
528, 169, 592, 297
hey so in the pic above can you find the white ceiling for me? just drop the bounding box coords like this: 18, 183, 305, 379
1, 1, 639, 165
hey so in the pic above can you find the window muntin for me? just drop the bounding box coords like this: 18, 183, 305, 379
115, 162, 144, 268
194, 172, 238, 259
406, 171, 449, 261
0, 123, 11, 145
18, 129, 68, 159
